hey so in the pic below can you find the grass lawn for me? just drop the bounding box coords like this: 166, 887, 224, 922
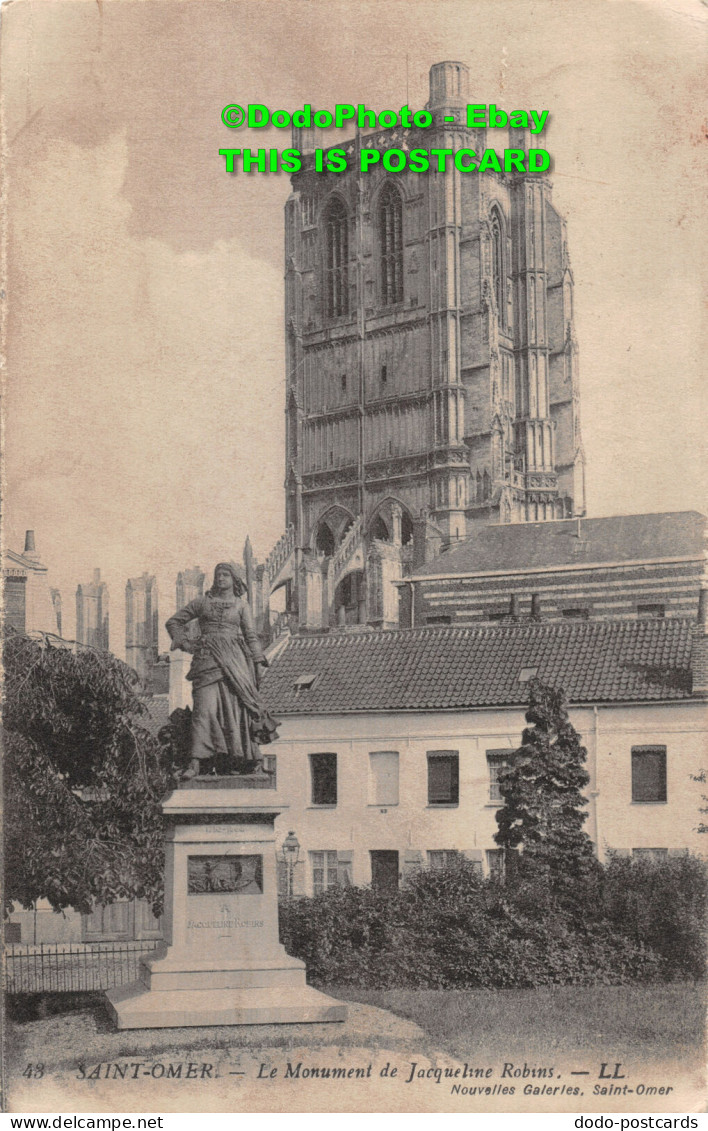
323, 982, 706, 1067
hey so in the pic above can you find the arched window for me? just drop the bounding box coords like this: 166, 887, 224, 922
315, 522, 335, 557
378, 183, 403, 305
370, 515, 390, 542
324, 199, 348, 318
490, 208, 506, 323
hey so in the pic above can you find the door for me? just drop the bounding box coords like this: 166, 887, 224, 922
370, 850, 399, 893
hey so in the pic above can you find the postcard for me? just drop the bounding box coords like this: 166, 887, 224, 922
2, 0, 706, 1116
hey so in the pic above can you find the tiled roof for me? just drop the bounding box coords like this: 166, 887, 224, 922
408, 511, 706, 579
140, 693, 171, 734
261, 618, 695, 715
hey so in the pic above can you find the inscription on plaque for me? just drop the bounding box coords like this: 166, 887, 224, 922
187, 854, 263, 894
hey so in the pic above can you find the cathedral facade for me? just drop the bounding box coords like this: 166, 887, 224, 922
279, 61, 584, 630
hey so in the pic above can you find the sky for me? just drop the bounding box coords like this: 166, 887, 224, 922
2, 0, 706, 654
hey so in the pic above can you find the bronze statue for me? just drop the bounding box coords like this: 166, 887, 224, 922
166, 561, 278, 779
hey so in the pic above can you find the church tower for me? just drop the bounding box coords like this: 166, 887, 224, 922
275, 60, 584, 631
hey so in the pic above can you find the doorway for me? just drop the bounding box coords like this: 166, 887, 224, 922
370, 850, 399, 893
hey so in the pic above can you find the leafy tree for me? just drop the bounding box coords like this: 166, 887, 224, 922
3, 631, 176, 917
494, 679, 598, 891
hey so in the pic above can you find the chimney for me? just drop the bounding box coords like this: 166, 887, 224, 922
509, 594, 519, 620
530, 594, 542, 621
691, 588, 708, 697
23, 529, 41, 563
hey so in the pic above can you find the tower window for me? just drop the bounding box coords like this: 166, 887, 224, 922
341, 374, 347, 392
491, 208, 507, 324
324, 199, 348, 318
637, 603, 665, 619
379, 183, 403, 305
381, 364, 388, 385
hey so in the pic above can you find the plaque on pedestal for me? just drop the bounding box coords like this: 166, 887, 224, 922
105, 787, 346, 1029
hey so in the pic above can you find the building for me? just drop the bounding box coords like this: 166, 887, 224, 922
243, 59, 585, 636
50, 589, 62, 637
257, 607, 708, 894
13, 603, 706, 942
76, 568, 110, 650
401, 510, 707, 627
125, 572, 159, 682
176, 566, 205, 608
168, 567, 206, 711
3, 530, 61, 637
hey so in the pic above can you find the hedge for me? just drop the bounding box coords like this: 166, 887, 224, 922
278, 856, 706, 989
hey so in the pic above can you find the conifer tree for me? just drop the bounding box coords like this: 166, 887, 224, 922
494, 679, 597, 887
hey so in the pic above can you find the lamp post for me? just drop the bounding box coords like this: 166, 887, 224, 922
282, 830, 301, 897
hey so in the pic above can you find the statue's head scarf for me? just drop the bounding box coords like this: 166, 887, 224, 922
209, 561, 248, 597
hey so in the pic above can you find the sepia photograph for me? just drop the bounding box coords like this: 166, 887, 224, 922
1, 0, 706, 1116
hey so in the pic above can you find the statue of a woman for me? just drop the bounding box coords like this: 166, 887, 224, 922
166, 561, 278, 779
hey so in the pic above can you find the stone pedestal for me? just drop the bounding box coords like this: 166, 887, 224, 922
106, 786, 346, 1029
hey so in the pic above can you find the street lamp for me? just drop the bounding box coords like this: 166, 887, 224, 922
282, 830, 301, 896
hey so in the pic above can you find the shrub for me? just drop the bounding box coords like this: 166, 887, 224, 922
278, 858, 676, 989
601, 854, 707, 980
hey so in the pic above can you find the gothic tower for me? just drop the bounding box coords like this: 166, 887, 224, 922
277, 60, 584, 631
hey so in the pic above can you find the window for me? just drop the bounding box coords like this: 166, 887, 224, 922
562, 607, 589, 620
324, 199, 348, 317
518, 666, 538, 683
370, 850, 399, 892
380, 364, 388, 386
310, 752, 337, 805
428, 850, 460, 869
369, 751, 399, 805
637, 603, 665, 619
490, 208, 506, 323
378, 183, 403, 305
632, 848, 669, 861
425, 615, 451, 625
263, 754, 276, 785
486, 849, 505, 879
631, 746, 667, 803
427, 751, 459, 805
310, 850, 338, 894
294, 672, 318, 691
487, 750, 511, 802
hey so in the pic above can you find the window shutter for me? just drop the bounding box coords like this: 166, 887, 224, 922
276, 859, 289, 898
337, 851, 353, 887
291, 859, 306, 897
427, 752, 459, 803
631, 746, 667, 802
402, 850, 423, 882
369, 751, 399, 805
461, 849, 484, 875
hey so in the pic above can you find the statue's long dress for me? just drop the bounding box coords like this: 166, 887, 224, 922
166, 594, 277, 764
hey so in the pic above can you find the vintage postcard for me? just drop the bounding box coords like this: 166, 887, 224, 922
2, 0, 706, 1117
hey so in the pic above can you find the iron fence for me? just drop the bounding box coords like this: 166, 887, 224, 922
4, 940, 160, 993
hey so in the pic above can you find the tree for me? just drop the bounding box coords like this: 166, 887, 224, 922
3, 631, 177, 917
494, 679, 598, 890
